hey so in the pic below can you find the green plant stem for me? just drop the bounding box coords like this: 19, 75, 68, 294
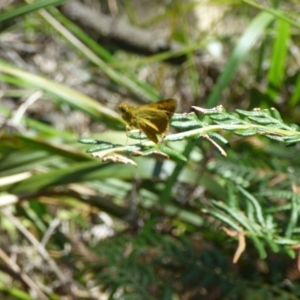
159, 140, 195, 204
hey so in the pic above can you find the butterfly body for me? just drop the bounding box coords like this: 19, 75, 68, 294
118, 99, 177, 143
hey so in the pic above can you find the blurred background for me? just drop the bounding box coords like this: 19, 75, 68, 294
1, 0, 300, 299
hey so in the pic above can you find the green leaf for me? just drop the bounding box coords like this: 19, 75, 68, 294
238, 186, 265, 228
157, 144, 187, 162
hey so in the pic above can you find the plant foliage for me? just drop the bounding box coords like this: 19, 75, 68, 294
1, 0, 300, 299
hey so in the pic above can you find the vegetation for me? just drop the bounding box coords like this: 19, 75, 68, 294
1, 0, 300, 299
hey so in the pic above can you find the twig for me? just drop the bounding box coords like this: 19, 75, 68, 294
221, 226, 247, 263
202, 133, 227, 157
61, 1, 185, 63
1, 208, 70, 290
11, 90, 43, 127
0, 248, 49, 300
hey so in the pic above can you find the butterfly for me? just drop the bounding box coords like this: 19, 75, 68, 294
118, 99, 177, 143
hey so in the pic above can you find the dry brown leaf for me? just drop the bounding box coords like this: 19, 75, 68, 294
102, 154, 137, 167
221, 226, 247, 263
192, 105, 224, 114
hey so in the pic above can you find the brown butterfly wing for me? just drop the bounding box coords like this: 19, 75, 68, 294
136, 108, 170, 143
143, 99, 177, 119
135, 99, 176, 132
138, 121, 159, 143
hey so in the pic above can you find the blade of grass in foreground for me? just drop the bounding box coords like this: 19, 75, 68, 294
0, 61, 124, 129
266, 19, 290, 103
43, 7, 161, 102
0, 0, 71, 23
206, 12, 274, 108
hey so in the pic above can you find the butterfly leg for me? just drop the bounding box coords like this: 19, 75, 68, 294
125, 125, 131, 145
138, 129, 144, 145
